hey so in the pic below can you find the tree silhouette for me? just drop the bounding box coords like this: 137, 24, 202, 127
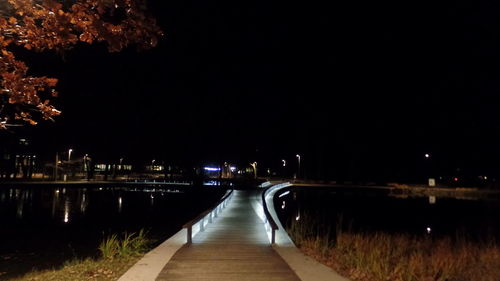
0, 0, 162, 128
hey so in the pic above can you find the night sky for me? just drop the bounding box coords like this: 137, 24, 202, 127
7, 0, 500, 181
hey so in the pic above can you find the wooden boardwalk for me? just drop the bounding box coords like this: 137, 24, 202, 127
156, 190, 301, 281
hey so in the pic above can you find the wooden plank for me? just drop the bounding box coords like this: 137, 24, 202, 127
156, 190, 301, 281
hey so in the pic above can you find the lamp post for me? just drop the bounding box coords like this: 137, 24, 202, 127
424, 153, 434, 186
296, 154, 301, 179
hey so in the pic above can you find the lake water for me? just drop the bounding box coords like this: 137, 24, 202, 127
275, 186, 500, 241
0, 184, 226, 280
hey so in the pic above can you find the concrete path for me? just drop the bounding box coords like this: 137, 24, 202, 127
156, 190, 301, 281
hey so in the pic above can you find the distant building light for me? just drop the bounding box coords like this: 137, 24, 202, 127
204, 167, 221, 171
230, 166, 237, 172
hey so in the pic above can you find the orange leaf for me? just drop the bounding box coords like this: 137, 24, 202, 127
45, 78, 58, 87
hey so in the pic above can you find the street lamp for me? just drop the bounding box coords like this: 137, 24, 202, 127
424, 153, 434, 186
296, 154, 301, 179
68, 149, 73, 161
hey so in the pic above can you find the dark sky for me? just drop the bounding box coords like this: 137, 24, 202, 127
9, 0, 500, 180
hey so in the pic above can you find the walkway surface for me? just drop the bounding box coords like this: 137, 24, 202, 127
156, 190, 301, 281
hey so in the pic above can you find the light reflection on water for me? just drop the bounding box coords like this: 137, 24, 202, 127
0, 186, 184, 223
277, 187, 500, 240
0, 184, 226, 281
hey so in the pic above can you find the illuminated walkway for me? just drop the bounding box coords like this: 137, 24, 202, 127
155, 190, 301, 281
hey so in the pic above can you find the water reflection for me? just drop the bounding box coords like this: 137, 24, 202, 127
80, 192, 87, 214
16, 194, 24, 219
118, 196, 123, 213
277, 187, 500, 240
0, 186, 195, 224
63, 198, 71, 223
0, 184, 226, 281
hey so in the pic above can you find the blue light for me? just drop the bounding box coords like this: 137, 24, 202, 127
204, 167, 221, 171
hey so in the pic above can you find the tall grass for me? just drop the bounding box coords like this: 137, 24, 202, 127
12, 229, 151, 281
287, 214, 500, 281
99, 229, 149, 259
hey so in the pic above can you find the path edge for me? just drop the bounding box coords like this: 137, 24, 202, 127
264, 182, 351, 281
117, 228, 187, 281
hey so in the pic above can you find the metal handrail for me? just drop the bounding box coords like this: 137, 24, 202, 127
183, 188, 233, 244
262, 186, 279, 244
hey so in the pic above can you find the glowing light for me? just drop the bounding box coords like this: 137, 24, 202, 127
230, 166, 236, 171
118, 196, 123, 213
99, 187, 103, 190
204, 167, 221, 171
425, 153, 430, 158
454, 177, 458, 182
80, 193, 87, 214
426, 227, 432, 234
296, 214, 300, 221
63, 199, 70, 223
279, 191, 290, 198
281, 201, 286, 209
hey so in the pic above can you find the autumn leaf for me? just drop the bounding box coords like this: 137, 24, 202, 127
1, 0, 163, 128
45, 78, 58, 87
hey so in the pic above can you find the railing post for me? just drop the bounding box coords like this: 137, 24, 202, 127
200, 218, 205, 232
187, 226, 192, 244
272, 229, 275, 244
208, 211, 213, 223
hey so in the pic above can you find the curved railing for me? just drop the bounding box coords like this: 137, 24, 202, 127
261, 182, 292, 244
183, 188, 234, 244
262, 186, 279, 244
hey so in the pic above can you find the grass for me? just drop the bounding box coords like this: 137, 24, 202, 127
98, 229, 148, 259
9, 230, 150, 281
287, 214, 500, 281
